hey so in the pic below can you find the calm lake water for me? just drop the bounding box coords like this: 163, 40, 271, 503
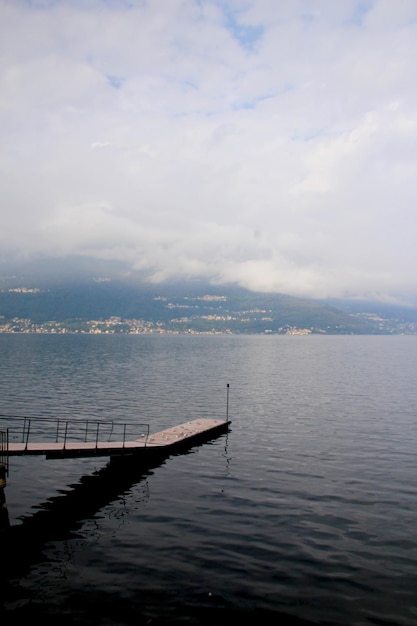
1, 334, 417, 626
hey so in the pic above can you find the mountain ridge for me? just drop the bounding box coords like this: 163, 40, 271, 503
1, 276, 416, 334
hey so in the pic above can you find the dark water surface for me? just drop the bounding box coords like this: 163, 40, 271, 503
1, 334, 417, 625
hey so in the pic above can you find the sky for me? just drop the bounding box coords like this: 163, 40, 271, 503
1, 0, 417, 303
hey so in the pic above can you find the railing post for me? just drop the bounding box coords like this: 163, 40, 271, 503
24, 419, 31, 451
0, 462, 10, 531
63, 421, 69, 449
0, 430, 8, 476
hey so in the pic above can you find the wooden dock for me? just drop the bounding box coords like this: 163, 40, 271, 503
4, 418, 231, 460
0, 413, 231, 532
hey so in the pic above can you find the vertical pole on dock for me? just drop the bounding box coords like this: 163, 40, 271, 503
226, 383, 230, 421
0, 463, 10, 531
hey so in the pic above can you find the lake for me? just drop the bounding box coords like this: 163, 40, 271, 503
1, 334, 417, 626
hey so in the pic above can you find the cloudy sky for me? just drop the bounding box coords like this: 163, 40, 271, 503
1, 0, 416, 302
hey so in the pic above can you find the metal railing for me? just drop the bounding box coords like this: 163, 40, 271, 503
0, 414, 150, 453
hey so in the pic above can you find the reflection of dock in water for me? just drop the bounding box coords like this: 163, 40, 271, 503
0, 452, 166, 580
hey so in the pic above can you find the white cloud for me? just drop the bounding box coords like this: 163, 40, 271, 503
1, 0, 417, 302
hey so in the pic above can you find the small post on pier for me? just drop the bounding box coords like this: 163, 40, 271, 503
226, 383, 230, 421
0, 463, 10, 531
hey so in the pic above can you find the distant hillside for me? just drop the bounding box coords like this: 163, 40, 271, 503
1, 278, 414, 334
324, 297, 417, 321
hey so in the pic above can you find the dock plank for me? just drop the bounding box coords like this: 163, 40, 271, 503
146, 418, 226, 446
